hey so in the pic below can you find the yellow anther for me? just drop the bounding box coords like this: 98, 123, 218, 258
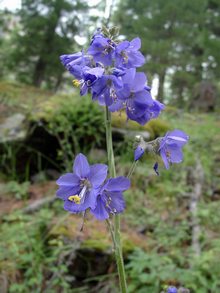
72, 79, 80, 87
68, 195, 81, 204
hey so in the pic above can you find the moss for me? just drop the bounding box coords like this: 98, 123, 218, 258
1, 81, 171, 139
147, 119, 171, 137
112, 111, 170, 139
81, 239, 111, 251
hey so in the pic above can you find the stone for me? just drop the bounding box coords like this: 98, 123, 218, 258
0, 113, 26, 143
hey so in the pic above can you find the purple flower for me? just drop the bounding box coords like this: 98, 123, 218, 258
153, 162, 159, 176
91, 177, 130, 220
56, 153, 108, 213
115, 37, 145, 68
91, 73, 123, 106
134, 146, 145, 161
167, 287, 178, 293
109, 68, 154, 121
132, 98, 165, 125
159, 130, 189, 169
80, 66, 104, 95
60, 52, 83, 67
60, 51, 90, 79
87, 33, 116, 66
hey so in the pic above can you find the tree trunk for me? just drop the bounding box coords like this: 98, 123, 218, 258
157, 70, 166, 103
53, 73, 63, 92
33, 57, 46, 87
32, 0, 61, 87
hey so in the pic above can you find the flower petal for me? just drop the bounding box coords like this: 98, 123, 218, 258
56, 185, 80, 200
168, 145, 183, 163
89, 164, 108, 187
73, 153, 90, 178
104, 177, 130, 192
130, 37, 141, 50
122, 68, 136, 85
116, 40, 130, 53
108, 99, 124, 112
134, 146, 145, 161
160, 148, 170, 169
132, 72, 147, 92
90, 196, 109, 220
108, 191, 125, 214
63, 188, 98, 213
167, 130, 189, 145
134, 89, 153, 107
56, 173, 80, 186
153, 162, 159, 176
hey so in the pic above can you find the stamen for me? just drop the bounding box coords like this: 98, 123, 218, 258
68, 185, 88, 205
68, 195, 81, 204
105, 196, 112, 208
72, 79, 81, 87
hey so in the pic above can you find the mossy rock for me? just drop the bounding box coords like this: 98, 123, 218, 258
147, 119, 171, 137
0, 81, 52, 120
0, 81, 170, 139
112, 111, 171, 139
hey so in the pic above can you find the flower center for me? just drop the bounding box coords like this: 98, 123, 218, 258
166, 150, 171, 159
68, 185, 88, 205
72, 79, 80, 87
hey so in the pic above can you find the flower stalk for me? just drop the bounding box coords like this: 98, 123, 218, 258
105, 106, 127, 293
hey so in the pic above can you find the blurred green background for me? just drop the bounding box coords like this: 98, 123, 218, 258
0, 0, 220, 292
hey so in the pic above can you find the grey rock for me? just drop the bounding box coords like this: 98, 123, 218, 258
0, 113, 26, 143
112, 127, 151, 140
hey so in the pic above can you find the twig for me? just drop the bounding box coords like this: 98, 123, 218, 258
22, 196, 57, 213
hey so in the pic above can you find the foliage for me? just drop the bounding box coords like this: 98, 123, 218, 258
126, 247, 220, 293
0, 209, 75, 293
4, 0, 88, 89
43, 94, 106, 171
5, 181, 30, 200
0, 111, 220, 292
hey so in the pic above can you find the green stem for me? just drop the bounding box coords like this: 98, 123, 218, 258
105, 107, 127, 293
127, 160, 138, 179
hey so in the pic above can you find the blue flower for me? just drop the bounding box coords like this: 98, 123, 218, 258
60, 51, 91, 79
115, 37, 145, 68
87, 33, 116, 66
91, 177, 130, 220
109, 68, 159, 124
134, 146, 145, 161
134, 129, 189, 173
91, 73, 123, 106
159, 129, 189, 169
167, 287, 178, 293
56, 153, 108, 213
59, 28, 165, 125
132, 98, 165, 125
80, 66, 104, 96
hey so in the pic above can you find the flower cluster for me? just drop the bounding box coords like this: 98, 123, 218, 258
60, 27, 164, 125
134, 130, 189, 174
57, 27, 189, 220
56, 153, 130, 220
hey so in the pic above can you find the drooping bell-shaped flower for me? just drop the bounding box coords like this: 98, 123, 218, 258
134, 130, 189, 173
159, 129, 189, 169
